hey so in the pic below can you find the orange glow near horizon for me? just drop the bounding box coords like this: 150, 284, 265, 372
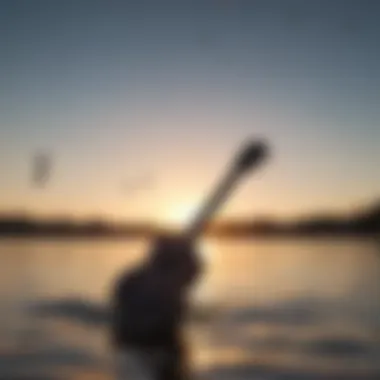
164, 200, 199, 228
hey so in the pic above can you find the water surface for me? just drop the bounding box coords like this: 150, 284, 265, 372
0, 237, 379, 379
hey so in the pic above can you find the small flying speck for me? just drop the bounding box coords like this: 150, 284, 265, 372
32, 151, 52, 187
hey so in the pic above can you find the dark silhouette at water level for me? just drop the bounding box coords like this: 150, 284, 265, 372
0, 198, 379, 238
209, 199, 380, 238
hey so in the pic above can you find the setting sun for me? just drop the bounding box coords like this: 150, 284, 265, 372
165, 201, 199, 227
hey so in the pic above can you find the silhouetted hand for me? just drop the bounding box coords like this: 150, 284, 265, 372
111, 233, 202, 379
148, 234, 202, 288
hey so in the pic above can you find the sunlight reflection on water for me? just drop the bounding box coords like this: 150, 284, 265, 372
0, 237, 379, 379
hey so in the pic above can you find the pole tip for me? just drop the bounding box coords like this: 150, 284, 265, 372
235, 139, 269, 173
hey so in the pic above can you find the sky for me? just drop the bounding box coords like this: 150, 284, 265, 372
1, 0, 380, 225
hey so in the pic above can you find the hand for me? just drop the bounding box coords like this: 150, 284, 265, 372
148, 234, 202, 287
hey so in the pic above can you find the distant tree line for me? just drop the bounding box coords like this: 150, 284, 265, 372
0, 200, 379, 238
0, 216, 154, 238
208, 200, 380, 237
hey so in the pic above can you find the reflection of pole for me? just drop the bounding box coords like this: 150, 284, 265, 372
17, 241, 36, 350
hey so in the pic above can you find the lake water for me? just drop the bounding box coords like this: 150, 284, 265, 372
0, 237, 379, 379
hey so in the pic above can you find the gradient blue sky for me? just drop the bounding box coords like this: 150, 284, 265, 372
1, 0, 379, 223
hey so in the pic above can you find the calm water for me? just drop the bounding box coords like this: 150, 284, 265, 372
0, 237, 379, 379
